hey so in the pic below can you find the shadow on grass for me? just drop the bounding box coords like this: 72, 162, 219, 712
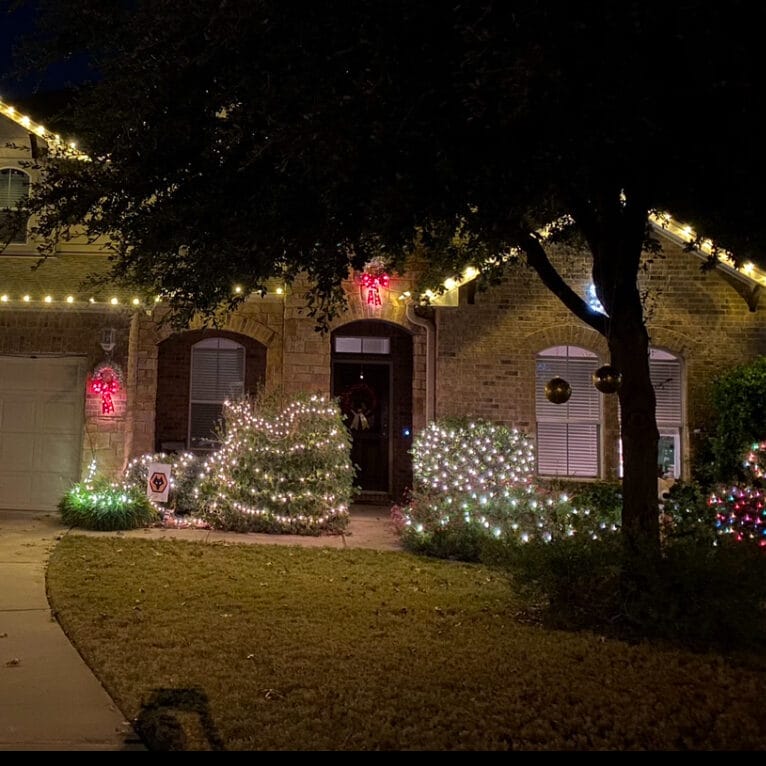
134, 687, 225, 751
480, 534, 766, 666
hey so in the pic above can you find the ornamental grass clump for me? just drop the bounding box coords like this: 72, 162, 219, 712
59, 478, 159, 531
196, 392, 353, 534
394, 419, 618, 560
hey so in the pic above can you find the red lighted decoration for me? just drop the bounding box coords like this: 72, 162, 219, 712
359, 271, 390, 306
89, 362, 123, 415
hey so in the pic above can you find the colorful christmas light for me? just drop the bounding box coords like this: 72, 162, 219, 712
704, 442, 766, 547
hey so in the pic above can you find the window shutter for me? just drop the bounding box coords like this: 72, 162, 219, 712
191, 348, 245, 401
189, 403, 224, 445
617, 358, 681, 426
651, 359, 682, 426
188, 340, 246, 448
616, 351, 683, 478
565, 424, 600, 476
334, 336, 391, 354
537, 423, 599, 477
536, 357, 600, 423
536, 348, 600, 477
537, 422, 568, 475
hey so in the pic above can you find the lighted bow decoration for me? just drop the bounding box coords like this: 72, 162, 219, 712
359, 271, 390, 306
358, 256, 391, 307
89, 361, 124, 414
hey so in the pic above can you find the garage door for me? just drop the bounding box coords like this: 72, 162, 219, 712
0, 356, 86, 510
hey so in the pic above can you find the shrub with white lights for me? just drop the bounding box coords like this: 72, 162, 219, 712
195, 392, 353, 534
395, 420, 618, 557
123, 451, 200, 515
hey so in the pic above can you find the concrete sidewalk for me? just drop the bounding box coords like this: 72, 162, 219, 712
0, 505, 400, 751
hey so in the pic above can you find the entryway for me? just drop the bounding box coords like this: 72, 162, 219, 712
331, 321, 413, 502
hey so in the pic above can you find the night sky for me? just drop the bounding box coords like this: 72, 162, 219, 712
0, 3, 90, 100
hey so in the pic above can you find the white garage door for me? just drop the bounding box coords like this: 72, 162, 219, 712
0, 356, 86, 510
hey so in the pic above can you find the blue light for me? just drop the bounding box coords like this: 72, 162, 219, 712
402, 427, 412, 438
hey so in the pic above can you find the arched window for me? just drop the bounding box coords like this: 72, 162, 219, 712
188, 337, 245, 449
0, 168, 30, 244
536, 345, 601, 477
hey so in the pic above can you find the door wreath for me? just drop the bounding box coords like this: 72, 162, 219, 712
339, 382, 378, 430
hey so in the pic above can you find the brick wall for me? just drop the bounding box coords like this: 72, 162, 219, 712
124, 275, 427, 498
126, 300, 285, 459
5, 237, 760, 492
435, 238, 766, 479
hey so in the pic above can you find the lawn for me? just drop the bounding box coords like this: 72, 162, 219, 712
46, 535, 766, 751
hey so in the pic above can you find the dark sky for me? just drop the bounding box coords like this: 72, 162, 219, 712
0, 2, 90, 101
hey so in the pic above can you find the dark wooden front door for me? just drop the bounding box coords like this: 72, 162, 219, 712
333, 360, 391, 492
331, 320, 413, 501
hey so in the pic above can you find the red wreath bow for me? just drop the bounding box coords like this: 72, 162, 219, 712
89, 365, 122, 414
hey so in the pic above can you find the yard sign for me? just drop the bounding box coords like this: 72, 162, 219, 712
147, 462, 172, 503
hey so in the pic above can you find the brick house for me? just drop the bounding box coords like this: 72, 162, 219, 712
2, 98, 766, 511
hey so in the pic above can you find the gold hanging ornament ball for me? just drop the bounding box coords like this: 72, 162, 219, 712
592, 365, 623, 394
544, 376, 572, 404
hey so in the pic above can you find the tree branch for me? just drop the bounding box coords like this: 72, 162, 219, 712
521, 231, 607, 336
566, 193, 601, 255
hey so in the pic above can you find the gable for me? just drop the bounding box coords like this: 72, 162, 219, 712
0, 97, 83, 158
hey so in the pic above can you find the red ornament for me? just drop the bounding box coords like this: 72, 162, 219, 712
89, 364, 122, 415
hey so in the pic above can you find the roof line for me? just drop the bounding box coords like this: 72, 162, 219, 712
2, 95, 762, 296
0, 96, 87, 159
414, 211, 766, 306
648, 212, 766, 288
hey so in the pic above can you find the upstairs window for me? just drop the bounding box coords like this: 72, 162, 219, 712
188, 337, 245, 449
0, 168, 30, 244
536, 345, 601, 477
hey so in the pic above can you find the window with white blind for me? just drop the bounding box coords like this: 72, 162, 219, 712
188, 337, 245, 449
651, 348, 683, 478
0, 168, 30, 244
617, 348, 683, 478
536, 346, 601, 477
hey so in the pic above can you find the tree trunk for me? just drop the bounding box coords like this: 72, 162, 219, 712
608, 297, 661, 565
523, 193, 663, 569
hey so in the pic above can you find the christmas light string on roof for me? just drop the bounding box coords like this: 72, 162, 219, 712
3, 91, 765, 303
0, 97, 89, 160
405, 212, 766, 303
0, 289, 286, 308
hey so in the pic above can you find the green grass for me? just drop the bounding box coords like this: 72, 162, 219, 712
47, 536, 766, 751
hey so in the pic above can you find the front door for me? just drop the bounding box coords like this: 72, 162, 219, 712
332, 360, 391, 493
